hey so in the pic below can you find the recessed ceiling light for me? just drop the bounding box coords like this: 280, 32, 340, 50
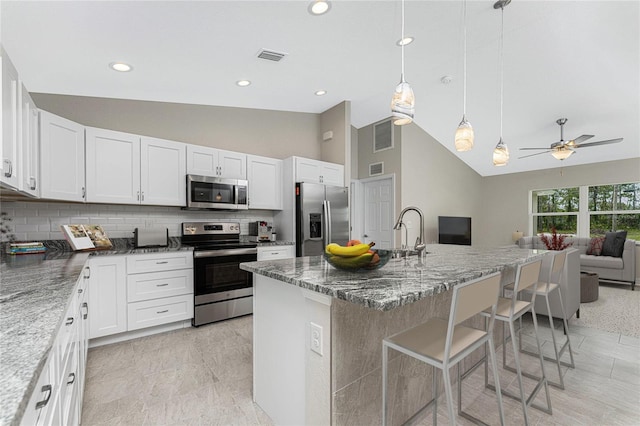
396, 37, 414, 47
236, 80, 251, 87
109, 62, 133, 72
315, 90, 327, 96
309, 0, 331, 15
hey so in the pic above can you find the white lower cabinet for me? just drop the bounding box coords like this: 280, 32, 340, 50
21, 274, 88, 426
88, 256, 127, 339
127, 293, 193, 331
257, 245, 295, 261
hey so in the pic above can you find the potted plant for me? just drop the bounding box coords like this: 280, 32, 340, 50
539, 226, 572, 250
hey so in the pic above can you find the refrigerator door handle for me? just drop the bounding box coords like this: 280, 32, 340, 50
322, 200, 327, 247
325, 200, 332, 245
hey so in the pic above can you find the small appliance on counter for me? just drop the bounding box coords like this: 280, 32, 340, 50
134, 227, 169, 248
248, 221, 271, 242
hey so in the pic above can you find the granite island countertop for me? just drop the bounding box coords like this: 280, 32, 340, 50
240, 244, 548, 311
0, 238, 193, 426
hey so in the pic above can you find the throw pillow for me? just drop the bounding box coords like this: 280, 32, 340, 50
586, 236, 605, 256
601, 231, 627, 257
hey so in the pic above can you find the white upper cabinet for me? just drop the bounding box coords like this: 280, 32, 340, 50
295, 157, 344, 186
19, 84, 39, 197
85, 127, 141, 204
140, 136, 186, 206
40, 111, 86, 202
1, 51, 20, 189
247, 154, 283, 210
187, 145, 246, 179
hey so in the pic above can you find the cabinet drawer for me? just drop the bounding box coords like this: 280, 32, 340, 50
127, 269, 194, 302
126, 252, 193, 274
127, 294, 194, 331
257, 246, 295, 261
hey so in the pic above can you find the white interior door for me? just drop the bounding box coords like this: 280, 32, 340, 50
362, 176, 394, 249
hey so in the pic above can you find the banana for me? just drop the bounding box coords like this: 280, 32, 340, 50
325, 243, 339, 254
326, 242, 373, 257
328, 252, 374, 269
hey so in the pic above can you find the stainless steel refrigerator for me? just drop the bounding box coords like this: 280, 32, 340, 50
296, 182, 349, 257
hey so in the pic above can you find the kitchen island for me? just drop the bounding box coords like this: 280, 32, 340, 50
240, 244, 547, 426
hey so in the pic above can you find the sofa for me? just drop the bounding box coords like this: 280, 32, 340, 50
518, 236, 636, 291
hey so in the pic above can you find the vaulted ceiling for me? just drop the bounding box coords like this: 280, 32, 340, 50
2, 1, 638, 176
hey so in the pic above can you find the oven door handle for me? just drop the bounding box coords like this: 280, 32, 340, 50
194, 248, 258, 258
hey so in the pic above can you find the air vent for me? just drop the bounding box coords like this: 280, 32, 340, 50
374, 119, 394, 152
369, 162, 384, 176
257, 49, 287, 62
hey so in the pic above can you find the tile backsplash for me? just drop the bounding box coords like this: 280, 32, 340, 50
1, 201, 274, 242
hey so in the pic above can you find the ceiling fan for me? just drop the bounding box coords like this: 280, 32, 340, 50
519, 118, 624, 161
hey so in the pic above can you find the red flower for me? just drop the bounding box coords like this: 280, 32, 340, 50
539, 226, 572, 251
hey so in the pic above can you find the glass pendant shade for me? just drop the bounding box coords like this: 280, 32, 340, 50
391, 80, 415, 126
454, 117, 474, 151
551, 147, 574, 160
492, 137, 509, 166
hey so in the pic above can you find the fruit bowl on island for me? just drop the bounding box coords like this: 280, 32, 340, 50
324, 240, 392, 272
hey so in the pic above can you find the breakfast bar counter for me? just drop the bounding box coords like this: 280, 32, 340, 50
240, 244, 547, 425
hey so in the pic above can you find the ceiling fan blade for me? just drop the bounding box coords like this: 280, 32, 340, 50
574, 138, 623, 148
520, 147, 551, 150
518, 151, 551, 159
570, 134, 595, 145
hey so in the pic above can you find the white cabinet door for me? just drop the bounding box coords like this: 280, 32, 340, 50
40, 111, 86, 202
320, 162, 344, 186
247, 155, 282, 210
88, 256, 127, 339
218, 149, 246, 179
186, 145, 217, 176
19, 84, 39, 197
1, 52, 20, 189
186, 145, 246, 179
140, 136, 186, 206
295, 157, 322, 184
85, 127, 140, 204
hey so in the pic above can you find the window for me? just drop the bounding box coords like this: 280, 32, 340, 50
530, 182, 640, 239
588, 183, 640, 240
531, 187, 579, 235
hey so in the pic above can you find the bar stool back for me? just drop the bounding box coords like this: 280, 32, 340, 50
382, 272, 505, 426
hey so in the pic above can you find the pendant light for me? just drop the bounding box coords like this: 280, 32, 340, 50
492, 0, 510, 166
454, 0, 474, 152
391, 0, 415, 126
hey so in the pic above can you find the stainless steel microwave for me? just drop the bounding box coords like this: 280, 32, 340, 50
186, 175, 248, 210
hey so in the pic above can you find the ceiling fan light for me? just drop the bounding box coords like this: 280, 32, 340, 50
454, 117, 474, 152
391, 80, 415, 126
551, 147, 574, 160
493, 138, 509, 166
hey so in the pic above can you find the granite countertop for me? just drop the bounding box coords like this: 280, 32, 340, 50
0, 238, 192, 426
240, 244, 548, 311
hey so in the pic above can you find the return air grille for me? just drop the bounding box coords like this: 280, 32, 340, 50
369, 162, 384, 176
374, 119, 394, 152
257, 49, 287, 62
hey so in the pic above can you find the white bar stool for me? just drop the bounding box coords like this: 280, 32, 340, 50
520, 250, 575, 389
478, 258, 552, 425
382, 272, 505, 426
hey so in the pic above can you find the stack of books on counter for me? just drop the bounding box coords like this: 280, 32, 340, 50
8, 242, 47, 255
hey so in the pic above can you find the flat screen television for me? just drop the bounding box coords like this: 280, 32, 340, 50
438, 216, 471, 246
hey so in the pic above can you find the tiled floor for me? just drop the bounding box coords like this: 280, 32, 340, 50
82, 313, 640, 425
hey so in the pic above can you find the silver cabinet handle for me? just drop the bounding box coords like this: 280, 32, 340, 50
35, 385, 52, 409
67, 372, 76, 385
77, 288, 83, 294
157, 309, 169, 314
156, 261, 169, 264
137, 191, 140, 201
82, 302, 88, 319
30, 177, 36, 190
84, 266, 91, 279
156, 283, 169, 287
82, 187, 86, 198
3, 159, 12, 178
65, 317, 74, 326
141, 191, 144, 201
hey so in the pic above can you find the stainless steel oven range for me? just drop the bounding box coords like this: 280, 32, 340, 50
181, 222, 257, 327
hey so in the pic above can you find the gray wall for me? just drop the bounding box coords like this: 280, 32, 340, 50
478, 158, 640, 247
31, 93, 322, 160
400, 123, 483, 246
